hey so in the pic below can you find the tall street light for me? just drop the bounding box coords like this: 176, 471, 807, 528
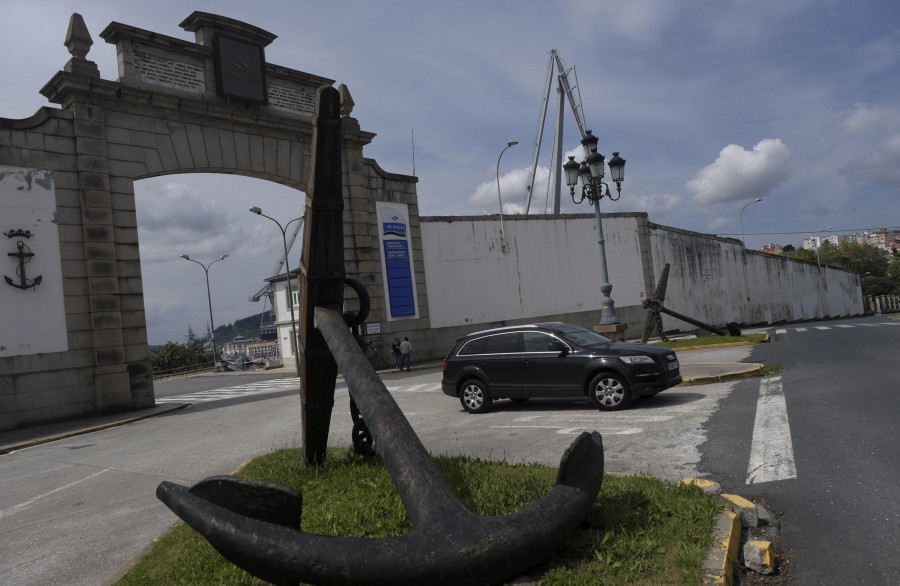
180, 253, 228, 368
740, 198, 763, 247
563, 130, 626, 325
496, 140, 518, 250
816, 226, 833, 267
250, 206, 303, 377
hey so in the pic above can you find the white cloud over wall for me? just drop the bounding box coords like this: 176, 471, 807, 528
686, 139, 792, 205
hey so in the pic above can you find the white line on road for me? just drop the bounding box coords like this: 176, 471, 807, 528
0, 469, 109, 519
775, 329, 787, 334
492, 425, 643, 435
814, 326, 831, 330
746, 376, 797, 484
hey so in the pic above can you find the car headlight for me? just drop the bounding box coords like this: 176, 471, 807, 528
619, 355, 654, 364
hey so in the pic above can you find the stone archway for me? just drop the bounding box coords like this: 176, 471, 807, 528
0, 12, 420, 431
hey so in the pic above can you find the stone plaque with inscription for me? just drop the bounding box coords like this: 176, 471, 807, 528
134, 52, 205, 93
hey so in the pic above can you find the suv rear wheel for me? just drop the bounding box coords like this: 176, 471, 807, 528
588, 372, 631, 411
460, 379, 492, 414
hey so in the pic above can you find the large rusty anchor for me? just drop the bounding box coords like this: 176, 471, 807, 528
156, 85, 604, 585
641, 263, 741, 342
157, 305, 605, 585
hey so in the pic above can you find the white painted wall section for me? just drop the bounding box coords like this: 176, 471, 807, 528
422, 215, 644, 329
0, 166, 68, 356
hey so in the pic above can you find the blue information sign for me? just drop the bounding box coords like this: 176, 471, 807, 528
383, 238, 415, 316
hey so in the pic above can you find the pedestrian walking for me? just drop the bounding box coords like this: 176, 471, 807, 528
399, 337, 412, 372
391, 338, 402, 370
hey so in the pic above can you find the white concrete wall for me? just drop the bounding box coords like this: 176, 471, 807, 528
422, 214, 646, 329
649, 224, 864, 332
420, 216, 864, 339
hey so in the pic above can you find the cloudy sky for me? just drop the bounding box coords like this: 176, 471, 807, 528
3, 1, 899, 345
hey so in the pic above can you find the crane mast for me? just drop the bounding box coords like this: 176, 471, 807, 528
248, 219, 304, 302
524, 50, 588, 214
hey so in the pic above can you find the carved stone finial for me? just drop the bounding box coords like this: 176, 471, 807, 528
64, 13, 92, 59
338, 84, 355, 117
63, 13, 100, 78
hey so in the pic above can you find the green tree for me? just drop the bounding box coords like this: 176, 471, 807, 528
149, 341, 211, 374
782, 244, 795, 253
784, 248, 817, 263
185, 324, 198, 345
886, 260, 900, 287
861, 275, 898, 296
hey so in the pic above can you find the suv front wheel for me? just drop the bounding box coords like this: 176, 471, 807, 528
588, 372, 631, 411
460, 379, 493, 414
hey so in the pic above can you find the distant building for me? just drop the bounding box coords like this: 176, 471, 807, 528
265, 269, 301, 366
760, 243, 783, 255
247, 341, 278, 358
221, 335, 255, 357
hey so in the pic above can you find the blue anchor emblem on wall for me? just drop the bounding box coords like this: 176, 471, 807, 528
4, 229, 42, 291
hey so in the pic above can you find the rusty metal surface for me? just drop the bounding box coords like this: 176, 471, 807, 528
642, 262, 741, 339
297, 85, 344, 466
156, 305, 605, 585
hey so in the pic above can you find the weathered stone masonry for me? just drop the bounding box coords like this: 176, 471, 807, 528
0, 12, 420, 431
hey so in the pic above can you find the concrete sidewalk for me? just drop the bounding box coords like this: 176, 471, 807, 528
0, 347, 761, 455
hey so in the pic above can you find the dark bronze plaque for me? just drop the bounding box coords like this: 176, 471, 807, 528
214, 33, 267, 103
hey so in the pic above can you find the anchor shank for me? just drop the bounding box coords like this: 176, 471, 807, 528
314, 305, 466, 526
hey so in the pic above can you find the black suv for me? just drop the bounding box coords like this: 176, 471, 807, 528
441, 322, 682, 413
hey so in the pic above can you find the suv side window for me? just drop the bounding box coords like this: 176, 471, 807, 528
522, 331, 561, 353
458, 336, 487, 356
483, 332, 521, 354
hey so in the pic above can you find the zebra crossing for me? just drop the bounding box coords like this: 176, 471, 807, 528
772, 322, 898, 335
155, 379, 444, 405
155, 378, 300, 404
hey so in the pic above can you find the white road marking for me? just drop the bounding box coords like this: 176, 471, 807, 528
155, 379, 299, 404
746, 376, 797, 484
0, 469, 109, 519
795, 327, 807, 332
814, 326, 831, 330
492, 425, 643, 435
775, 328, 787, 334
836, 325, 854, 328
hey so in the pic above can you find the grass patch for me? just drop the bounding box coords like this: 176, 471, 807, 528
118, 449, 722, 586
757, 365, 786, 377
658, 333, 767, 349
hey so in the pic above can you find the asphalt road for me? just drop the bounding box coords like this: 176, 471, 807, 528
700, 315, 900, 584
2, 317, 896, 584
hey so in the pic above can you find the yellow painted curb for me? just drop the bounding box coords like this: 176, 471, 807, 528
702, 509, 741, 585
678, 364, 766, 387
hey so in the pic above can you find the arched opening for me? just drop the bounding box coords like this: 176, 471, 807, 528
135, 173, 305, 371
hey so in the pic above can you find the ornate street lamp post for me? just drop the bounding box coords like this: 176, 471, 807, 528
740, 198, 763, 247
496, 140, 518, 249
563, 130, 625, 325
250, 207, 303, 377
180, 253, 228, 368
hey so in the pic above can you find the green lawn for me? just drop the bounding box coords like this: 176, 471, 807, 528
658, 333, 768, 349
118, 449, 723, 585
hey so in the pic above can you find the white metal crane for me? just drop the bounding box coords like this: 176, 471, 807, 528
524, 49, 589, 214
247, 219, 304, 302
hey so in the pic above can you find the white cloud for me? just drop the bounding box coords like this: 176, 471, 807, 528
686, 139, 792, 205
708, 217, 732, 231
467, 166, 551, 214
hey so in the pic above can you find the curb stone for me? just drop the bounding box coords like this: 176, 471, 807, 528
683, 479, 780, 584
